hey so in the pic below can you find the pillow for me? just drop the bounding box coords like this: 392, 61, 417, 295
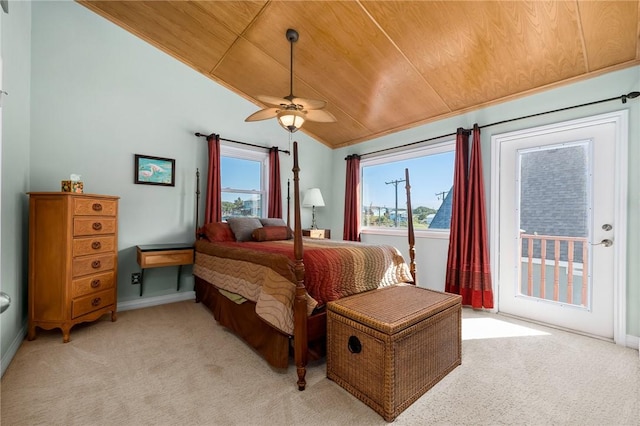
200, 222, 235, 242
226, 217, 263, 242
259, 218, 287, 227
252, 226, 292, 242
259, 218, 293, 237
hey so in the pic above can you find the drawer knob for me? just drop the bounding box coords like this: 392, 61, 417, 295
91, 297, 102, 307
92, 203, 103, 211
92, 222, 102, 231
91, 241, 102, 250
91, 279, 101, 288
91, 260, 101, 269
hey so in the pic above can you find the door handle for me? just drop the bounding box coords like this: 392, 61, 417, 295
0, 292, 11, 314
592, 239, 613, 247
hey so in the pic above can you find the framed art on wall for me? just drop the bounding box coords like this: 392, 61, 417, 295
134, 154, 175, 186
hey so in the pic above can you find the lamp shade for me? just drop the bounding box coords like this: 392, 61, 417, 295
277, 109, 305, 133
302, 188, 325, 207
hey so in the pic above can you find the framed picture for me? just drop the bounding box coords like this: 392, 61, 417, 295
134, 154, 175, 186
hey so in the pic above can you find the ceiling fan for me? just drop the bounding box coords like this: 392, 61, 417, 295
245, 28, 336, 133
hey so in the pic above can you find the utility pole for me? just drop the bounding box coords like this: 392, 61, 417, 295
436, 190, 449, 202
385, 178, 406, 227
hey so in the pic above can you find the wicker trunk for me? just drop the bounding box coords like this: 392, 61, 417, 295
326, 285, 462, 422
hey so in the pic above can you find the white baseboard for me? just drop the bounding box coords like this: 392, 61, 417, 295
626, 334, 639, 351
1, 324, 27, 378
118, 291, 196, 312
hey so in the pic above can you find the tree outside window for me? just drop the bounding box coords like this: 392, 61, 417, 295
220, 145, 268, 220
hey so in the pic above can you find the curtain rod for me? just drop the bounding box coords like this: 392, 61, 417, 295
194, 132, 290, 155
349, 90, 639, 159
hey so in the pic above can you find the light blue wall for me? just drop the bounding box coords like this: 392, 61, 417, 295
1, 1, 638, 376
1, 1, 32, 375
29, 0, 331, 302
1, 1, 332, 373
331, 66, 640, 338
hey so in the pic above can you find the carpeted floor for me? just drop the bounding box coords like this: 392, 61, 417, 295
1, 300, 638, 425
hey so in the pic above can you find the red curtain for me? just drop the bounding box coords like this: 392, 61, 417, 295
267, 147, 282, 218
343, 154, 361, 241
445, 125, 494, 308
204, 134, 222, 224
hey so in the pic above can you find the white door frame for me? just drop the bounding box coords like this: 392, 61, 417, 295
490, 110, 628, 345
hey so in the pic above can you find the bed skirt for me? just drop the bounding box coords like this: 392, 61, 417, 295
195, 276, 290, 369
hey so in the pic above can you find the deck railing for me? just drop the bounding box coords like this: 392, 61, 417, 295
520, 233, 589, 306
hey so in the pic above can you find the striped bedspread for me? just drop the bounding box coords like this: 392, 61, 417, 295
193, 238, 413, 335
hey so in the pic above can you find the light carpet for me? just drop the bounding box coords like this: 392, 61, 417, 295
1, 301, 638, 425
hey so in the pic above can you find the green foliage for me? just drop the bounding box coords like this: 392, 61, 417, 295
413, 206, 437, 222
363, 205, 435, 228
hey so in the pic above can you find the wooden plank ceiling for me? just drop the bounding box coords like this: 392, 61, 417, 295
78, 1, 640, 149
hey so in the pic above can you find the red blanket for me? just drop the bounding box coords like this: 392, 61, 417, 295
195, 238, 413, 306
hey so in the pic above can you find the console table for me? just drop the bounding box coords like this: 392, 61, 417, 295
136, 243, 194, 297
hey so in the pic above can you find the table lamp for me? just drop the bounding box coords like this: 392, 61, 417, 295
302, 188, 325, 229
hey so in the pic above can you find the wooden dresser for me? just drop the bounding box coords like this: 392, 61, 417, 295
27, 192, 119, 342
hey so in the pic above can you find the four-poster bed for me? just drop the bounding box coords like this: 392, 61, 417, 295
194, 141, 416, 390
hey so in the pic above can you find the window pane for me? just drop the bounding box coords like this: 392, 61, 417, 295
220, 151, 265, 220
221, 157, 261, 190
362, 149, 454, 230
518, 142, 589, 306
222, 193, 262, 219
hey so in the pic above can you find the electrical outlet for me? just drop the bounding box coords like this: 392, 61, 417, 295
131, 272, 141, 285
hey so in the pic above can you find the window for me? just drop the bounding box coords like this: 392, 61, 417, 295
361, 141, 455, 234
220, 145, 268, 219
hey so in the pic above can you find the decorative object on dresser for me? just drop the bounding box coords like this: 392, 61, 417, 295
136, 243, 194, 297
61, 173, 83, 193
302, 187, 325, 229
327, 285, 462, 422
27, 192, 119, 343
302, 228, 330, 239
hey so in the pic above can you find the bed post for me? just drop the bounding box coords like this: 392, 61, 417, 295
292, 142, 308, 390
195, 168, 200, 238
287, 179, 291, 228
405, 168, 416, 284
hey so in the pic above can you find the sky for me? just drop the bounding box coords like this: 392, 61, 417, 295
362, 151, 454, 210
220, 152, 455, 210
220, 157, 261, 202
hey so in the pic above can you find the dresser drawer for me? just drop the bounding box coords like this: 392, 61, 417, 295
73, 217, 117, 236
72, 271, 115, 298
72, 254, 115, 277
74, 198, 118, 216
73, 236, 116, 256
72, 289, 115, 319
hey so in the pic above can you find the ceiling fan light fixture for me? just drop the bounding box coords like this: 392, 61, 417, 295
245, 28, 335, 131
277, 109, 305, 133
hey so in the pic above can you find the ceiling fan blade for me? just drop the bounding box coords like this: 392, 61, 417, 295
247, 29, 337, 130
256, 95, 290, 107
305, 109, 336, 123
245, 108, 280, 122
291, 97, 327, 110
